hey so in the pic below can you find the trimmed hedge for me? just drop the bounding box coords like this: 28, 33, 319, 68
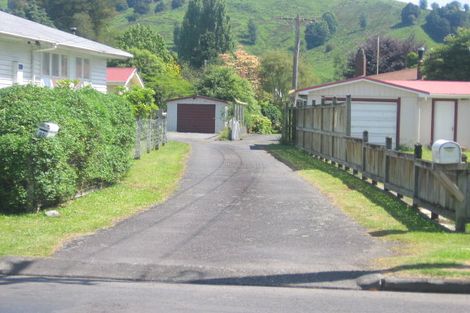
0, 85, 135, 213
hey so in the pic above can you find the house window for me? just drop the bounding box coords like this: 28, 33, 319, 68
51, 54, 60, 77
76, 57, 91, 80
61, 55, 68, 77
42, 53, 50, 76
42, 53, 69, 78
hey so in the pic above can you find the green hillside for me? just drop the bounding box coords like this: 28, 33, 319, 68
109, 0, 438, 84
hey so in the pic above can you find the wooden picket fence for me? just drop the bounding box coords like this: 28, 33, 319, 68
285, 96, 470, 232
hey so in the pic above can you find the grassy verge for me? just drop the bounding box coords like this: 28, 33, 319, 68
268, 144, 470, 279
0, 141, 190, 257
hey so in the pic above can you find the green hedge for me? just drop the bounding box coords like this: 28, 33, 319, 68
0, 85, 135, 213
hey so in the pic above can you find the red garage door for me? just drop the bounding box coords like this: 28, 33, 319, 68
177, 104, 216, 133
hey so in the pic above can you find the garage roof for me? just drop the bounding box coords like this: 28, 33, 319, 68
167, 95, 229, 104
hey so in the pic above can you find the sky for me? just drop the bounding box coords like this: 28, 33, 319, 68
396, 0, 470, 6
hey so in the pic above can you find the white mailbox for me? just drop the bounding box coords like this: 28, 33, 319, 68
432, 140, 461, 164
36, 122, 60, 138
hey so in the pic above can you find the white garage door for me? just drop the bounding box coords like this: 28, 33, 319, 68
351, 101, 397, 145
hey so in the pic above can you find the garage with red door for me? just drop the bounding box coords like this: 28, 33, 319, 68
166, 96, 228, 134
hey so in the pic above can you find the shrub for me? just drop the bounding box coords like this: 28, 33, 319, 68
249, 114, 273, 134
0, 85, 135, 213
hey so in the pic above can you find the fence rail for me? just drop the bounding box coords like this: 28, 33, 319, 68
286, 99, 470, 232
134, 110, 167, 159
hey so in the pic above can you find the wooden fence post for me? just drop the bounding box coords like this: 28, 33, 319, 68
456, 171, 469, 232
412, 143, 422, 209
384, 137, 392, 191
346, 95, 352, 137
362, 130, 368, 180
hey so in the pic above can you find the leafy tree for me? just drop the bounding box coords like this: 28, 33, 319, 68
431, 2, 440, 10
259, 51, 315, 105
118, 24, 174, 63
425, 1, 470, 41
7, 0, 54, 27
401, 2, 420, 25
115, 0, 129, 11
406, 51, 419, 67
422, 28, 470, 81
133, 0, 150, 14
425, 11, 451, 41
175, 0, 234, 67
171, 0, 185, 9
419, 0, 428, 10
259, 51, 292, 105
42, 0, 119, 39
322, 12, 338, 34
305, 21, 330, 49
247, 19, 258, 45
465, 4, 469, 12
359, 13, 368, 30
122, 87, 158, 118
155, 1, 166, 12
343, 36, 421, 78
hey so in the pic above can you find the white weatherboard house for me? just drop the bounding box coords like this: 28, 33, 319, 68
295, 77, 470, 149
0, 11, 132, 93
166, 96, 228, 134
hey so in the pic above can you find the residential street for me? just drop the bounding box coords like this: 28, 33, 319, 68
2, 134, 469, 312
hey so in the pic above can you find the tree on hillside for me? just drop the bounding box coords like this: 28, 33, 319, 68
259, 51, 292, 105
174, 0, 234, 68
343, 36, 421, 78
247, 19, 258, 45
118, 24, 174, 63
171, 0, 185, 9
155, 1, 166, 12
419, 0, 428, 10
305, 20, 330, 49
7, 0, 54, 27
401, 2, 420, 25
359, 13, 368, 30
422, 28, 470, 81
322, 12, 338, 34
425, 1, 470, 41
42, 0, 118, 39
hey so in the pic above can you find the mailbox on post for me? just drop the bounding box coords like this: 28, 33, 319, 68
432, 140, 462, 164
36, 122, 59, 138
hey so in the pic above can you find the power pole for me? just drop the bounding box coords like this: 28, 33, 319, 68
276, 14, 315, 90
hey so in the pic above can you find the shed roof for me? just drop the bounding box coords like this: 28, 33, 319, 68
0, 11, 132, 59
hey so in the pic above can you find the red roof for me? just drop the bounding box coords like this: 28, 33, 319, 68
382, 80, 470, 96
107, 67, 136, 82
296, 77, 470, 96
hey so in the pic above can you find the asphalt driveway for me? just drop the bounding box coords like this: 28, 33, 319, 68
1, 134, 389, 289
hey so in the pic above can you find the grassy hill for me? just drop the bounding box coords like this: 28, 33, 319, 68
0, 0, 438, 85
109, 0, 438, 84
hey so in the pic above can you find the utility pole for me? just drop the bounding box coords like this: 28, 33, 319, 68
276, 15, 315, 90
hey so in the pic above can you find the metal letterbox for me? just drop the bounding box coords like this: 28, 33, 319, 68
36, 122, 60, 138
432, 140, 461, 164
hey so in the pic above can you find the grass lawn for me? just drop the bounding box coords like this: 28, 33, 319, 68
268, 144, 470, 279
0, 141, 190, 257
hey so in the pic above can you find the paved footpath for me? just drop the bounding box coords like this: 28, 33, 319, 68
1, 134, 389, 289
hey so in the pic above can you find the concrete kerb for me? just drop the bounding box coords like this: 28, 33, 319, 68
357, 274, 470, 294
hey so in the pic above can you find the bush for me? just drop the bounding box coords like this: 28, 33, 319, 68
260, 100, 282, 132
249, 114, 273, 134
0, 85, 135, 213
